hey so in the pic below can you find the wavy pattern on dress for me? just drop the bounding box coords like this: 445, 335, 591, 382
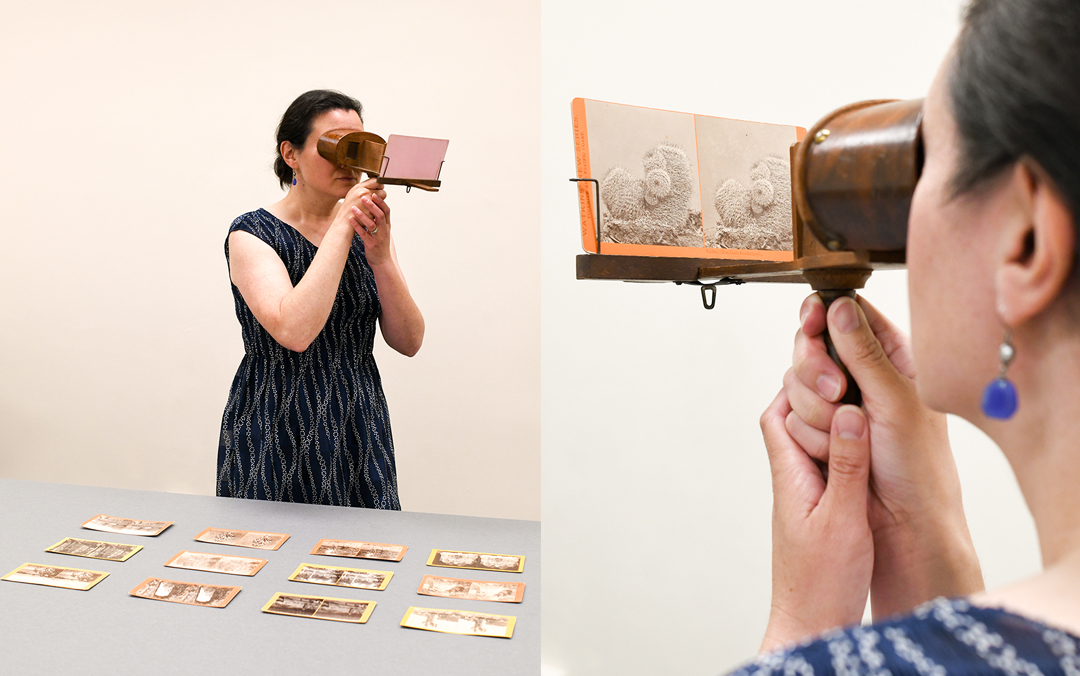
217, 209, 399, 509
726, 597, 1076, 676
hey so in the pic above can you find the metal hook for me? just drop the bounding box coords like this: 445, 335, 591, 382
674, 277, 744, 310
701, 284, 716, 310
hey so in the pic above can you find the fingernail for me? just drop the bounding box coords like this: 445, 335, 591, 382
800, 305, 810, 328
835, 407, 865, 440
833, 298, 860, 334
816, 375, 842, 402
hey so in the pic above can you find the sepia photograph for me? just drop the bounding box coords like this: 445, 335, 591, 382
46, 537, 142, 562
400, 606, 516, 638
289, 563, 392, 591
165, 550, 268, 577
694, 114, 801, 253
262, 593, 375, 624
81, 514, 173, 537
417, 575, 525, 603
2, 563, 109, 591
194, 527, 289, 551
314, 598, 375, 622
578, 99, 704, 249
129, 577, 241, 608
310, 539, 407, 562
427, 549, 525, 573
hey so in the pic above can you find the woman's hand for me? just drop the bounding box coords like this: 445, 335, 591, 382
347, 192, 392, 268
760, 390, 874, 652
337, 180, 424, 357
786, 294, 983, 619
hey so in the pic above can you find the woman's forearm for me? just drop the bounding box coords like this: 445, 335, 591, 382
870, 510, 984, 619
273, 223, 357, 351
370, 242, 424, 357
230, 221, 356, 353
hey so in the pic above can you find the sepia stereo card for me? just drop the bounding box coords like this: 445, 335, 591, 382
417, 575, 525, 603
194, 527, 289, 551
130, 577, 241, 608
427, 549, 525, 573
288, 563, 393, 591
2, 563, 109, 591
572, 97, 805, 260
309, 539, 407, 562
46, 537, 142, 562
81, 514, 173, 537
401, 606, 516, 638
262, 592, 376, 624
165, 550, 268, 576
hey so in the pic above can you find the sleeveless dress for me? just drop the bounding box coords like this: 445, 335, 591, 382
216, 208, 400, 509
725, 597, 1080, 676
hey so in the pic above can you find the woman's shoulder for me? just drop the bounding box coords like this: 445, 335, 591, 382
225, 209, 300, 261
229, 208, 281, 236
725, 597, 1078, 676
227, 208, 302, 249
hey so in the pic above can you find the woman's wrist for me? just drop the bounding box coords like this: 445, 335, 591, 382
870, 509, 984, 619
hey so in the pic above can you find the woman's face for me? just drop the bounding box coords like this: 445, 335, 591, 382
907, 53, 1010, 420
291, 108, 364, 198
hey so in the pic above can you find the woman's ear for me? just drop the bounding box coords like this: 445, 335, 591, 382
280, 140, 299, 170
996, 159, 1076, 326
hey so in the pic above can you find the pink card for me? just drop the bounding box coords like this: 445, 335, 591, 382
381, 135, 449, 181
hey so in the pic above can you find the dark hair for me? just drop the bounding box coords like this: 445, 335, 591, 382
949, 0, 1080, 227
274, 90, 364, 190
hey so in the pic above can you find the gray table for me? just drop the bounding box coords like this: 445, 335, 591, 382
0, 479, 539, 674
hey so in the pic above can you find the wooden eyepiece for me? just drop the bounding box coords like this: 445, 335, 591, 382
794, 98, 923, 253
317, 129, 388, 176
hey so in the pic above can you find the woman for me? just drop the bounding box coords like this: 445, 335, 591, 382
739, 0, 1080, 671
217, 90, 423, 509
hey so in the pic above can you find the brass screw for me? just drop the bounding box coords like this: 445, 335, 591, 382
814, 129, 831, 143
827, 240, 841, 250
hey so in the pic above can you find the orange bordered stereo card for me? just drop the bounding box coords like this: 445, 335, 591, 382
309, 539, 407, 562
194, 527, 289, 551
130, 577, 241, 608
165, 550, 268, 577
572, 97, 805, 260
417, 575, 525, 603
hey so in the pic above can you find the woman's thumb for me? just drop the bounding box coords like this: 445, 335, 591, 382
823, 405, 871, 509
827, 297, 904, 402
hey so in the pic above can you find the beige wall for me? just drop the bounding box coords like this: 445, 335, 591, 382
0, 0, 539, 520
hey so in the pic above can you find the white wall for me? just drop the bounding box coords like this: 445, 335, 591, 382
541, 1, 1040, 675
0, 0, 539, 520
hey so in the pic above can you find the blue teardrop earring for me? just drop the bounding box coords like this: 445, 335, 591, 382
981, 329, 1018, 420
292, 171, 297, 186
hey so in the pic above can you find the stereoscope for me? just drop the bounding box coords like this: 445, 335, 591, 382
317, 130, 449, 193
575, 98, 924, 403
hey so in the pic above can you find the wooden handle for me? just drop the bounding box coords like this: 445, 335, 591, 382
817, 289, 862, 406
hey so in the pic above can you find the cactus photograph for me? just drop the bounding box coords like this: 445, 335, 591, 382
573, 98, 803, 257
693, 113, 801, 252
576, 100, 705, 248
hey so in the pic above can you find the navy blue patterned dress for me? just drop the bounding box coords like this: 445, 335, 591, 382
726, 597, 1079, 676
217, 209, 400, 509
